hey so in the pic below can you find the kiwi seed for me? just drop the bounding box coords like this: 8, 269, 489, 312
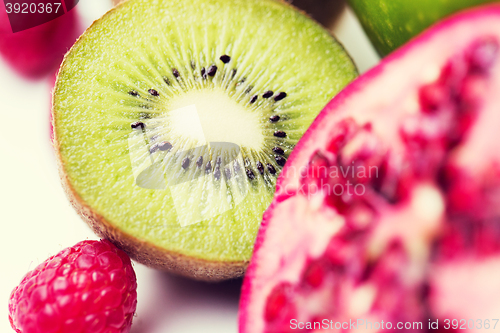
196, 156, 203, 167
274, 92, 287, 101
256, 161, 264, 174
274, 130, 286, 138
275, 156, 286, 166
129, 90, 139, 97
250, 95, 258, 104
272, 147, 284, 155
246, 169, 256, 180
158, 141, 172, 151
130, 121, 144, 129
214, 166, 221, 180
182, 157, 190, 169
172, 68, 180, 78
150, 143, 160, 153
205, 161, 212, 174
148, 88, 159, 96
267, 164, 276, 174
269, 115, 280, 122
220, 55, 231, 63
207, 65, 217, 76
263, 91, 273, 98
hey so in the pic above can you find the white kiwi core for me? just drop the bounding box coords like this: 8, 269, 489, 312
167, 89, 264, 150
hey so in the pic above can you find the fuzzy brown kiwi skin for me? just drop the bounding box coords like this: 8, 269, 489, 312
51, 3, 248, 282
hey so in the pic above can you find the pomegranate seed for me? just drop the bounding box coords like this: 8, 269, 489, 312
438, 58, 469, 96
372, 154, 412, 203
301, 150, 331, 180
419, 81, 449, 113
264, 284, 291, 322
345, 201, 376, 231
324, 237, 353, 268
458, 74, 487, 112
303, 261, 325, 288
326, 117, 359, 153
467, 37, 499, 74
339, 128, 381, 173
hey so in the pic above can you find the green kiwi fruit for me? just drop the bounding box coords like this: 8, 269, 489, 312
52, 0, 357, 280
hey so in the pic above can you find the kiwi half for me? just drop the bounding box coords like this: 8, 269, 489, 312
52, 0, 357, 280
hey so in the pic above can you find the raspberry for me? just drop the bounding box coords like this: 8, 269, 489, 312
8, 240, 137, 333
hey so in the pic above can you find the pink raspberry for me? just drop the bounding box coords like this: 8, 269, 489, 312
8, 240, 137, 333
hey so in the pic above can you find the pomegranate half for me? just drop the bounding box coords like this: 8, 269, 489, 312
240, 4, 500, 333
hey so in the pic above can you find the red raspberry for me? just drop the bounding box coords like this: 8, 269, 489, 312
8, 240, 137, 333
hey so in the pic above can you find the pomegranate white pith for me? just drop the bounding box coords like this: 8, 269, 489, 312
240, 5, 500, 333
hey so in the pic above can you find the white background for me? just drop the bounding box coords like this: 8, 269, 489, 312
0, 1, 379, 332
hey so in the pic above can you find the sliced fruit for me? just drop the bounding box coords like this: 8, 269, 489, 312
348, 0, 498, 56
0, 6, 81, 79
240, 5, 500, 332
52, 0, 357, 280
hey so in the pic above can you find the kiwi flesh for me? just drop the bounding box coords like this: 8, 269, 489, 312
53, 0, 357, 280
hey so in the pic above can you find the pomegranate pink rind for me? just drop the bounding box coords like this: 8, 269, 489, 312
240, 4, 500, 333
